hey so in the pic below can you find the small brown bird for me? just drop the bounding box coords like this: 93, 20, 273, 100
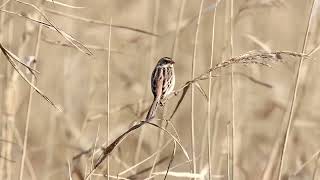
146, 57, 175, 121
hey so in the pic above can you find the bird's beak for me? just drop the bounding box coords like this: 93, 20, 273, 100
170, 61, 175, 64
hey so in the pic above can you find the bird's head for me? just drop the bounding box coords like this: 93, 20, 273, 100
157, 57, 175, 68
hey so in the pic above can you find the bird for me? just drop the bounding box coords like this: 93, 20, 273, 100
146, 57, 175, 121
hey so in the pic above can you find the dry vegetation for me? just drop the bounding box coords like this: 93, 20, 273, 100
0, 0, 320, 180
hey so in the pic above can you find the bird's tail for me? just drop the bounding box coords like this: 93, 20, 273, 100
145, 95, 161, 122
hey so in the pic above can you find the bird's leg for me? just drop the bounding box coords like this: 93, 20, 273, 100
159, 97, 168, 106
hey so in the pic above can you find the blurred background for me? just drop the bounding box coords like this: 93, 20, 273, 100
1, 0, 320, 179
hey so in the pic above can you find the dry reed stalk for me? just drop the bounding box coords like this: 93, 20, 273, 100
222, 1, 231, 179
198, 0, 222, 171
190, 1, 205, 178
0, 0, 7, 176
106, 17, 112, 180
135, 0, 160, 168
277, 0, 317, 179
0, 1, 7, 177
228, 0, 236, 179
206, 0, 220, 178
19, 23, 43, 180
198, 0, 221, 176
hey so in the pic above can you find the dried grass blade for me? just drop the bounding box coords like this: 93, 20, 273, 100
169, 84, 190, 120
118, 140, 172, 176
0, 9, 92, 55
0, 0, 12, 8
245, 34, 271, 52
152, 171, 224, 179
44, 8, 158, 36
294, 150, 320, 176
2, 46, 39, 74
15, 0, 92, 55
145, 122, 190, 161
194, 82, 208, 101
164, 141, 177, 180
0, 42, 62, 111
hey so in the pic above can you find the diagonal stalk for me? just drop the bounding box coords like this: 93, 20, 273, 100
277, 0, 317, 179
19, 23, 43, 180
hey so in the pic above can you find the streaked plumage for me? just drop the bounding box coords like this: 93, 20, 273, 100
146, 57, 175, 121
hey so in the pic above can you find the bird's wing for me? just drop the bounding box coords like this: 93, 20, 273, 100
146, 68, 164, 121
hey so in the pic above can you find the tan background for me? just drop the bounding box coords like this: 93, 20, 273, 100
1, 0, 320, 179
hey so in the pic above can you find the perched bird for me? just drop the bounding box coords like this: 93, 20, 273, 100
146, 57, 175, 121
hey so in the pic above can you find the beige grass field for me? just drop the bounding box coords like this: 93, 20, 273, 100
1, 0, 320, 179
